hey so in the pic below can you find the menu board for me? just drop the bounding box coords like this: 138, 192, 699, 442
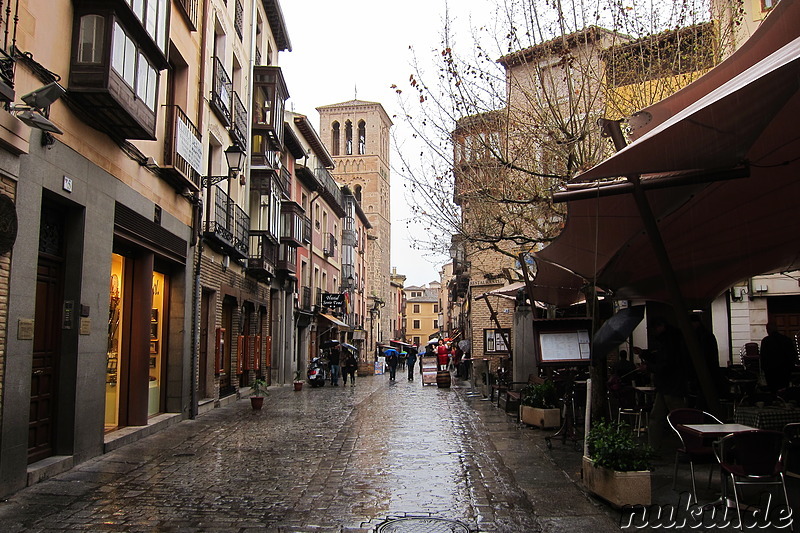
538, 330, 591, 363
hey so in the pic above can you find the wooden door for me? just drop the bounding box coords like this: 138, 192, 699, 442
29, 257, 63, 463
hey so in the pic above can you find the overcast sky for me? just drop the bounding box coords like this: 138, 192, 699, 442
279, 0, 494, 287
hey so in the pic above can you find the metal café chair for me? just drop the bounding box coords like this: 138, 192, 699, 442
714, 430, 790, 531
667, 408, 723, 503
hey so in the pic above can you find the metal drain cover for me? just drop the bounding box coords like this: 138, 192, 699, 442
376, 517, 470, 533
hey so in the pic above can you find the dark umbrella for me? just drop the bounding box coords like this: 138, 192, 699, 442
320, 339, 340, 349
591, 305, 645, 358
341, 343, 358, 351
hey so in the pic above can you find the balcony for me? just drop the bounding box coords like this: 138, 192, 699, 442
280, 202, 304, 246
68, 3, 169, 140
0, 2, 17, 103
231, 91, 247, 149
204, 184, 249, 260
315, 167, 344, 211
302, 215, 311, 243
277, 242, 297, 274
234, 0, 244, 40
174, 0, 199, 30
297, 286, 310, 311
162, 105, 202, 190
323, 232, 337, 258
252, 66, 287, 151
248, 230, 278, 281
210, 56, 231, 127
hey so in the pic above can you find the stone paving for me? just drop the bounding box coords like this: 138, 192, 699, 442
0, 375, 620, 532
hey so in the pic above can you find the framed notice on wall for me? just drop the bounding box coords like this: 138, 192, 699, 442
537, 330, 591, 364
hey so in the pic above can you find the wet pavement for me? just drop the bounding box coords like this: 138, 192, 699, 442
0, 374, 620, 532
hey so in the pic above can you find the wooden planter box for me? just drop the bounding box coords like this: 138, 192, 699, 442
519, 405, 561, 428
581, 456, 651, 508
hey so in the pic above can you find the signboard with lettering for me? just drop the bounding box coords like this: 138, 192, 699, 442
321, 293, 345, 308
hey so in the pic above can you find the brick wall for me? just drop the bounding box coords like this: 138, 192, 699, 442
199, 253, 272, 396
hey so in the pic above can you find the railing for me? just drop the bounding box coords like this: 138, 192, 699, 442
280, 165, 291, 196
302, 215, 311, 243
248, 230, 278, 277
231, 91, 247, 149
0, 0, 18, 102
324, 232, 337, 258
175, 0, 199, 29
163, 105, 201, 187
206, 184, 250, 259
234, 0, 244, 40
315, 167, 343, 207
211, 56, 232, 126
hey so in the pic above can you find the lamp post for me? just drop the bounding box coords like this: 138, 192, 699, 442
190, 143, 245, 419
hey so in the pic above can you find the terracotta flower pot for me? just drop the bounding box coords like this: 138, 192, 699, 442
293, 381, 304, 391
250, 396, 265, 410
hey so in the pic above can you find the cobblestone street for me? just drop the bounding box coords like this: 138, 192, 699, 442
0, 375, 619, 532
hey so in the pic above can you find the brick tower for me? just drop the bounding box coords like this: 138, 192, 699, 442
316, 100, 393, 345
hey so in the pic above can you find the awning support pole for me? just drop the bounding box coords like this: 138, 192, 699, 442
599, 119, 720, 416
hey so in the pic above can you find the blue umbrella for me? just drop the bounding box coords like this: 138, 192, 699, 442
383, 348, 399, 356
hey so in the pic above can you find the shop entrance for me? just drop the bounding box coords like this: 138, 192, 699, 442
29, 255, 64, 463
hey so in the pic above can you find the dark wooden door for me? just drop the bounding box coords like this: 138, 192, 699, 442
29, 257, 63, 463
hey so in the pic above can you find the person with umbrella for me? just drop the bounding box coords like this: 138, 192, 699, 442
384, 346, 399, 381
405, 344, 418, 381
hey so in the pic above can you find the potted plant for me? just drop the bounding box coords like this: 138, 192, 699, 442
293, 368, 304, 391
519, 380, 560, 428
582, 420, 655, 507
249, 378, 268, 410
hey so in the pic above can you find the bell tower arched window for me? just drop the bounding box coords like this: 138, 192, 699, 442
354, 184, 362, 202
332, 121, 340, 155
345, 120, 353, 155
358, 120, 366, 155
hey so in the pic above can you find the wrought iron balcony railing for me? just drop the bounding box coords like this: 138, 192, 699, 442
205, 183, 249, 259
231, 90, 247, 149
210, 56, 232, 126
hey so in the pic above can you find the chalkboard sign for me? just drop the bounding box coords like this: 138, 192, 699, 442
538, 330, 591, 364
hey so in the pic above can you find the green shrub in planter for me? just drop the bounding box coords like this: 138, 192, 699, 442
520, 380, 558, 409
586, 420, 655, 471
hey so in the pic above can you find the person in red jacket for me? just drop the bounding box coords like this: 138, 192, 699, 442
436, 339, 450, 370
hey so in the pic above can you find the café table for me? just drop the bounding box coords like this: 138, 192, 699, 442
676, 423, 758, 508
678, 423, 757, 439
734, 405, 800, 431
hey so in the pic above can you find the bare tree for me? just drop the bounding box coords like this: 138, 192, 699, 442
393, 0, 739, 265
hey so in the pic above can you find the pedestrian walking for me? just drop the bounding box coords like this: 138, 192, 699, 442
342, 350, 358, 386
384, 347, 399, 381
406, 346, 418, 381
329, 344, 341, 386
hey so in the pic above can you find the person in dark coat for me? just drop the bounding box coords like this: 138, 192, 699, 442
406, 346, 418, 381
384, 347, 399, 381
761, 321, 797, 392
342, 349, 358, 387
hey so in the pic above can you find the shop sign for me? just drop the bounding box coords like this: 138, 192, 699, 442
321, 293, 344, 308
